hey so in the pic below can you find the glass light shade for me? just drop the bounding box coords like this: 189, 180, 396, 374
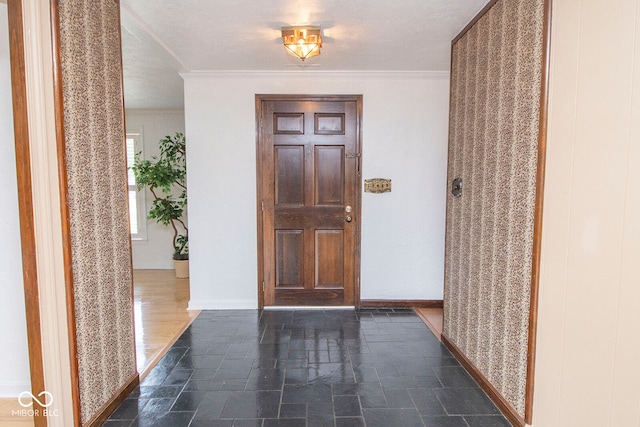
281, 26, 322, 61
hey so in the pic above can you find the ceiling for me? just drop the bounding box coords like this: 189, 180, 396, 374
120, 0, 490, 109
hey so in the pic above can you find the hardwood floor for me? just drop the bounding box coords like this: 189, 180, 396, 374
0, 270, 197, 427
414, 307, 444, 341
133, 269, 200, 378
0, 399, 34, 427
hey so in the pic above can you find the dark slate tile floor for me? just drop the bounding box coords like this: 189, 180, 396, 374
105, 309, 511, 427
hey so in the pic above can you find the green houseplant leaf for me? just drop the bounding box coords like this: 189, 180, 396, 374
131, 132, 188, 260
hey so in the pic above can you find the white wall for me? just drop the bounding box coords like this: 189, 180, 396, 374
532, 1, 640, 426
0, 3, 31, 396
125, 109, 185, 269
184, 71, 450, 309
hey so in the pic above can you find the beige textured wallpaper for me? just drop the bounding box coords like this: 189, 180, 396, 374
56, 0, 136, 423
443, 0, 544, 418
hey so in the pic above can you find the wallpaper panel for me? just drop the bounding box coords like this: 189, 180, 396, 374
56, 0, 136, 423
443, 0, 544, 417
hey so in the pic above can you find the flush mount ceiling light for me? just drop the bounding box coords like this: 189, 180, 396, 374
281, 26, 322, 61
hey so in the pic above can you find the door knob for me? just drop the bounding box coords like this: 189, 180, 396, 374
345, 215, 352, 222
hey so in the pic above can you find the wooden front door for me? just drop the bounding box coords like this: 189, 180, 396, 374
257, 95, 362, 306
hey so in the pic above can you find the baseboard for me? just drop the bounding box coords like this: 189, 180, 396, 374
187, 299, 258, 310
85, 372, 139, 427
441, 333, 525, 427
360, 299, 443, 308
189, 299, 444, 310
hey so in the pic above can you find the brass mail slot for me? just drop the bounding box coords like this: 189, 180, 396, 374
364, 178, 392, 193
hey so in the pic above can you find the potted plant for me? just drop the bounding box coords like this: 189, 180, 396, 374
131, 132, 189, 278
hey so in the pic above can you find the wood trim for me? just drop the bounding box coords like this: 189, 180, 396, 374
360, 300, 444, 309
413, 307, 443, 341
116, 1, 140, 388
84, 373, 139, 427
353, 95, 363, 308
48, 1, 82, 425
442, 333, 524, 427
139, 309, 201, 380
442, 1, 459, 337
452, 0, 500, 44
7, 1, 47, 426
255, 95, 265, 309
255, 94, 363, 309
255, 94, 364, 103
525, 0, 553, 423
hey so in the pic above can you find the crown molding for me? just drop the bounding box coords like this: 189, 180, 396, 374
120, 3, 187, 73
180, 70, 449, 80
125, 108, 185, 115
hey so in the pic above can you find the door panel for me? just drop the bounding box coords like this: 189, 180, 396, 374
315, 230, 344, 288
315, 113, 345, 135
275, 146, 305, 206
315, 146, 344, 206
275, 230, 304, 288
274, 113, 304, 134
258, 95, 362, 306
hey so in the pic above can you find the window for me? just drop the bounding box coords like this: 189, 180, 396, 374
126, 132, 146, 240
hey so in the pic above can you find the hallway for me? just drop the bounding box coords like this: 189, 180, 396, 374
106, 309, 509, 426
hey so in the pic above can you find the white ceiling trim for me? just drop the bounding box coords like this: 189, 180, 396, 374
120, 3, 188, 73
124, 108, 185, 114
180, 70, 450, 80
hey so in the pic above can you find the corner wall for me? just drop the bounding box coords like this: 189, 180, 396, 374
0, 2, 30, 398
55, 0, 136, 423
443, 0, 545, 419
184, 72, 450, 309
126, 109, 185, 269
531, 1, 640, 426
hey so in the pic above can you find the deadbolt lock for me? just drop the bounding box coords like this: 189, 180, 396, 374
345, 205, 352, 213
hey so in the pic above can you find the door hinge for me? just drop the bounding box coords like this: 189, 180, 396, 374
346, 153, 361, 159
261, 201, 264, 212
262, 281, 265, 292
